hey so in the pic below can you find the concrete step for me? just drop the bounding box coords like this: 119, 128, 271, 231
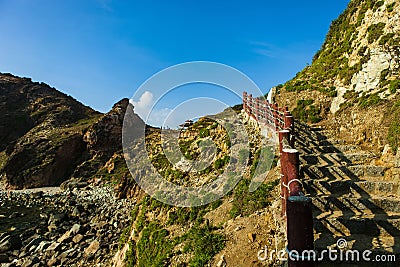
301, 165, 386, 181
296, 145, 360, 154
304, 179, 355, 195
303, 179, 399, 196
313, 211, 400, 237
295, 138, 346, 148
310, 194, 400, 214
300, 152, 375, 166
356, 181, 400, 197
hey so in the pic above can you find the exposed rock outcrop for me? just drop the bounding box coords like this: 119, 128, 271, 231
0, 73, 145, 189
274, 0, 400, 153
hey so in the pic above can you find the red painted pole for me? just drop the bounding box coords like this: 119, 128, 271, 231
283, 148, 302, 196
286, 195, 315, 267
280, 150, 288, 217
283, 148, 314, 267
284, 115, 295, 132
273, 103, 279, 130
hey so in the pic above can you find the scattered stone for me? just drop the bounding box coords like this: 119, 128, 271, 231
0, 235, 21, 253
70, 224, 81, 235
216, 255, 226, 267
85, 240, 100, 257
0, 185, 134, 266
45, 242, 61, 253
234, 226, 243, 231
21, 256, 39, 267
0, 253, 9, 263
24, 237, 43, 252
247, 232, 255, 243
72, 234, 84, 244
57, 231, 71, 243
35, 241, 50, 252
47, 256, 59, 267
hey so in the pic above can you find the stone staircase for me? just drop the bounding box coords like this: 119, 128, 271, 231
295, 122, 400, 266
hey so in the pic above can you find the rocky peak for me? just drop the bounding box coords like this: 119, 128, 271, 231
0, 73, 145, 189
83, 98, 135, 157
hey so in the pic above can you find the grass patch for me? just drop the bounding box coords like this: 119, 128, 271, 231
387, 2, 396, 12
358, 93, 383, 108
367, 22, 386, 43
388, 101, 400, 153
136, 222, 175, 267
292, 100, 322, 123
389, 80, 400, 94
230, 178, 279, 218
183, 223, 225, 267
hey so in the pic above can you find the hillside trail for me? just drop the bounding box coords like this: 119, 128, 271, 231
296, 121, 400, 265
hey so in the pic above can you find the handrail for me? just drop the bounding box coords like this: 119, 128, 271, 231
242, 91, 315, 267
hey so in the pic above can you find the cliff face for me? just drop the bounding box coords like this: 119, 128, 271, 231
274, 0, 400, 153
0, 73, 143, 189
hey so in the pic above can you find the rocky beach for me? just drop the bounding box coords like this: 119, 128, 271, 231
0, 183, 134, 267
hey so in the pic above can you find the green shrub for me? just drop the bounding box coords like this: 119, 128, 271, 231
199, 128, 210, 138
136, 222, 174, 267
358, 46, 367, 56
387, 2, 396, 12
231, 104, 243, 113
183, 224, 225, 267
389, 80, 400, 94
388, 101, 400, 153
214, 155, 230, 169
119, 226, 131, 249
373, 0, 384, 11
292, 99, 322, 123
230, 178, 279, 218
379, 33, 396, 46
167, 207, 206, 225
358, 93, 382, 108
343, 90, 358, 100
367, 22, 386, 43
135, 205, 147, 232
125, 241, 136, 267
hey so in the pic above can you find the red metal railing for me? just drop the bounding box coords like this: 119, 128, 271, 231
243, 91, 314, 267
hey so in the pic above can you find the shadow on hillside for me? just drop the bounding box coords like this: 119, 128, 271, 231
294, 121, 400, 266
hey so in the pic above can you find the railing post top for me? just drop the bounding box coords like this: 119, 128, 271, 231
282, 148, 298, 154
287, 195, 311, 203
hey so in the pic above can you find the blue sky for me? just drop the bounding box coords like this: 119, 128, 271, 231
0, 0, 349, 126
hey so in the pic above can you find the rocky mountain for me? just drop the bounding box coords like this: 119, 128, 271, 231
0, 73, 143, 189
274, 0, 399, 153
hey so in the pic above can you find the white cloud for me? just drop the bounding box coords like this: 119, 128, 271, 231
131, 91, 154, 119
131, 91, 174, 127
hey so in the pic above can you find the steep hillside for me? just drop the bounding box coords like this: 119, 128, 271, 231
274, 0, 399, 153
0, 73, 144, 189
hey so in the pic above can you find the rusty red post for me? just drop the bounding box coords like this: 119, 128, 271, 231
286, 195, 315, 267
283, 148, 302, 196
273, 103, 279, 130
280, 150, 289, 217
284, 115, 295, 132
